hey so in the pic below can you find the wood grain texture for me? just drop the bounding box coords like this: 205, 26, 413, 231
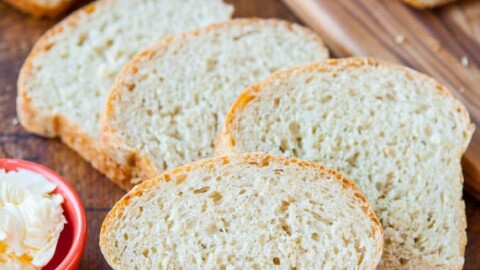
0, 0, 479, 269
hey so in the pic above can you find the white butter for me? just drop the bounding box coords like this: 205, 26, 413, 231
0, 169, 66, 269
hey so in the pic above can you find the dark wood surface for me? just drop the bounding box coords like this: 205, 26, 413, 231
0, 0, 479, 269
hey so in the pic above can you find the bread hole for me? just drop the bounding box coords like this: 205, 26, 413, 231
311, 233, 319, 241
207, 223, 217, 235
291, 268, 297, 270
274, 169, 284, 175
44, 43, 55, 52
279, 201, 290, 212
221, 218, 230, 229
415, 105, 428, 114
126, 83, 135, 92
305, 76, 314, 84
348, 88, 357, 96
273, 98, 280, 107
357, 254, 364, 266
201, 201, 207, 212
175, 174, 187, 185
123, 233, 128, 240
251, 69, 261, 77
206, 58, 218, 71
273, 257, 280, 265
220, 265, 226, 270
385, 92, 395, 100
399, 258, 408, 265
279, 138, 289, 153
222, 157, 230, 165
194, 186, 210, 194
269, 67, 278, 73
142, 249, 149, 258
77, 34, 87, 46
215, 176, 222, 182
239, 189, 246, 195
346, 152, 360, 167
261, 156, 271, 166
178, 191, 183, 196
320, 95, 332, 104
281, 223, 291, 235
209, 191, 223, 203
253, 264, 261, 270
114, 240, 118, 248
289, 121, 301, 136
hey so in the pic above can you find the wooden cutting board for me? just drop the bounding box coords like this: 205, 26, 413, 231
283, 0, 480, 200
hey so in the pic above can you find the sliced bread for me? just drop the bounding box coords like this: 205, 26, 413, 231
402, 0, 456, 9
100, 153, 383, 269
216, 58, 474, 269
2, 0, 73, 18
101, 19, 328, 189
16, 0, 233, 190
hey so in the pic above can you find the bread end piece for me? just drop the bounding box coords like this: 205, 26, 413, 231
3, 0, 73, 18
402, 0, 457, 9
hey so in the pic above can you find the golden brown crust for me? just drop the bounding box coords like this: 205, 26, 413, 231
216, 57, 473, 267
101, 18, 328, 190
3, 0, 73, 18
402, 0, 456, 9
100, 153, 384, 268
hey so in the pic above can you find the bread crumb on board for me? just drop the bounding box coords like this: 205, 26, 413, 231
461, 56, 469, 67
395, 35, 406, 44
11, 118, 19, 126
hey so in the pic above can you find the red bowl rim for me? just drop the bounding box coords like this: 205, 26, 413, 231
0, 159, 87, 269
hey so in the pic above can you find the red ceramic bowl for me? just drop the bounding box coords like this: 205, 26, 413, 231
0, 159, 87, 270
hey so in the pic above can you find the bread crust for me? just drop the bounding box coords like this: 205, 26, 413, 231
101, 18, 328, 190
3, 0, 73, 18
215, 57, 474, 269
100, 153, 384, 269
402, 0, 456, 9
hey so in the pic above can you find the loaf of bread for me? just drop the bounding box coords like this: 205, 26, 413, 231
217, 58, 474, 269
100, 153, 383, 269
2, 0, 73, 18
402, 0, 456, 9
101, 19, 328, 189
16, 0, 233, 190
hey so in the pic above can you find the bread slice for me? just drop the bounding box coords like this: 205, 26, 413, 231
216, 58, 474, 269
100, 153, 383, 269
2, 0, 73, 18
101, 19, 328, 189
16, 0, 233, 190
402, 0, 456, 9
